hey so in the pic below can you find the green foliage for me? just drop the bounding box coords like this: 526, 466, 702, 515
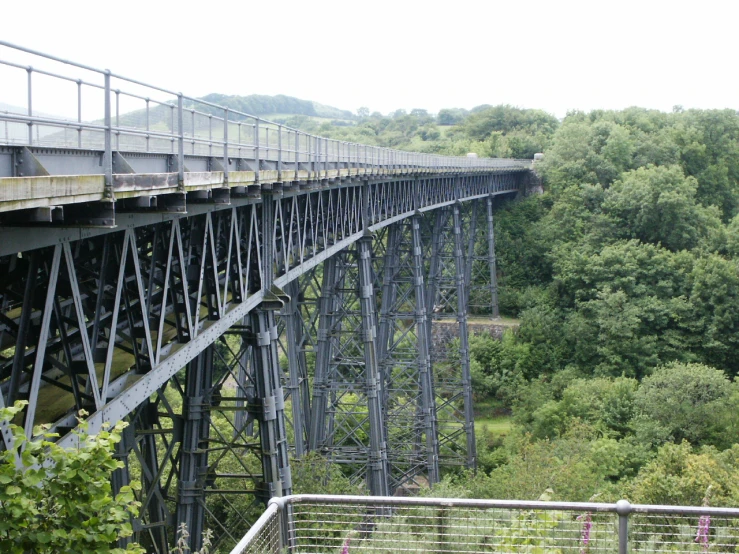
525, 377, 638, 440
291, 452, 364, 496
603, 165, 723, 251
470, 423, 607, 502
443, 105, 739, 508
624, 442, 739, 506
634, 363, 737, 447
0, 402, 144, 554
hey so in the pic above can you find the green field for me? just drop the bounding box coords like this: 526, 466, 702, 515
474, 398, 512, 439
475, 416, 512, 438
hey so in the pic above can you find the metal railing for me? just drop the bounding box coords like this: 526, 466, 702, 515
0, 41, 529, 196
231, 494, 739, 553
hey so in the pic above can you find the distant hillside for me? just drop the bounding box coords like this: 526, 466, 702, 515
22, 93, 358, 148
197, 93, 356, 121
1, 102, 68, 143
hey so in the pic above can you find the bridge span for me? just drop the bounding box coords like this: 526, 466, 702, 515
0, 41, 531, 551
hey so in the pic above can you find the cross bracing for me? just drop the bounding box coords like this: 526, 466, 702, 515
0, 41, 530, 551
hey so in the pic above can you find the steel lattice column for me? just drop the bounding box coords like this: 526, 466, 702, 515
486, 196, 500, 318
309, 254, 338, 452
281, 279, 310, 457
307, 242, 389, 495
464, 195, 500, 317
176, 345, 214, 551
357, 235, 390, 496
253, 189, 292, 501
250, 306, 292, 500
452, 204, 476, 470
423, 204, 476, 470
376, 217, 439, 489
411, 215, 441, 484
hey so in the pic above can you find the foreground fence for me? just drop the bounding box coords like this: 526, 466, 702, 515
231, 494, 739, 554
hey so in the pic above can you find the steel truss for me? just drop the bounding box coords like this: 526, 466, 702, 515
308, 238, 389, 495
465, 196, 500, 317
0, 172, 516, 550
422, 202, 476, 469
372, 216, 439, 489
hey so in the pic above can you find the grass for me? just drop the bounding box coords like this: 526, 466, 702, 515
475, 416, 512, 438
474, 398, 512, 439
467, 316, 520, 327
433, 316, 520, 327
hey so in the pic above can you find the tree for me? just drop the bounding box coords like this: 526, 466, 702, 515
437, 108, 467, 125
625, 441, 739, 507
356, 106, 370, 119
603, 165, 723, 251
634, 362, 736, 447
0, 402, 143, 554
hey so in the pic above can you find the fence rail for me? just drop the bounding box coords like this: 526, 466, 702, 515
0, 40, 530, 198
231, 494, 739, 554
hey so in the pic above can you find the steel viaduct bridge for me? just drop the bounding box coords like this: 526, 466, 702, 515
0, 42, 533, 551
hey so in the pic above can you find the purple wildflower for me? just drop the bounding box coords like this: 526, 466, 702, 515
577, 512, 592, 554
341, 536, 351, 554
695, 514, 710, 552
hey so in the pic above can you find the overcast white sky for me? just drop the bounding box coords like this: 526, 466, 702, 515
1, 0, 737, 119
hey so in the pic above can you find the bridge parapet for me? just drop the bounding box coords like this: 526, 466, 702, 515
0, 41, 530, 223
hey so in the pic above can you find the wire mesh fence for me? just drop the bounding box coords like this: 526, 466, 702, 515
288, 501, 617, 553
228, 495, 739, 554
231, 503, 282, 554
629, 511, 739, 553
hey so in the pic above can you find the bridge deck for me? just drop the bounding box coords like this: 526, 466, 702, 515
0, 159, 524, 215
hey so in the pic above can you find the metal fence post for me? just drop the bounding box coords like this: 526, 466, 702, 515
77, 79, 82, 148
26, 66, 32, 145
177, 93, 185, 192
103, 70, 113, 200
255, 119, 260, 183
277, 124, 282, 181
294, 130, 300, 175
115, 89, 120, 151
616, 499, 631, 554
223, 108, 229, 185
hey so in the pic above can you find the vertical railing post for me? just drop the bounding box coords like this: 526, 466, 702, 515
277, 124, 282, 181
208, 114, 213, 158
294, 130, 300, 175
177, 93, 185, 192
311, 135, 317, 178
26, 66, 33, 145
77, 79, 82, 148
317, 136, 322, 180
616, 500, 631, 554
103, 70, 114, 200
278, 500, 291, 552
255, 119, 261, 183
145, 98, 150, 152
170, 104, 175, 154
223, 108, 229, 185
115, 89, 120, 151
191, 109, 195, 154
237, 122, 242, 160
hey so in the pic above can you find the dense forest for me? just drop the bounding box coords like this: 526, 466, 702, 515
280, 103, 558, 159
292, 104, 739, 508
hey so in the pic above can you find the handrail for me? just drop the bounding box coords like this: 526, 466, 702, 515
230, 494, 739, 554
0, 40, 531, 184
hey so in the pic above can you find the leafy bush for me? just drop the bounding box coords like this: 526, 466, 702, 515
0, 402, 143, 554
